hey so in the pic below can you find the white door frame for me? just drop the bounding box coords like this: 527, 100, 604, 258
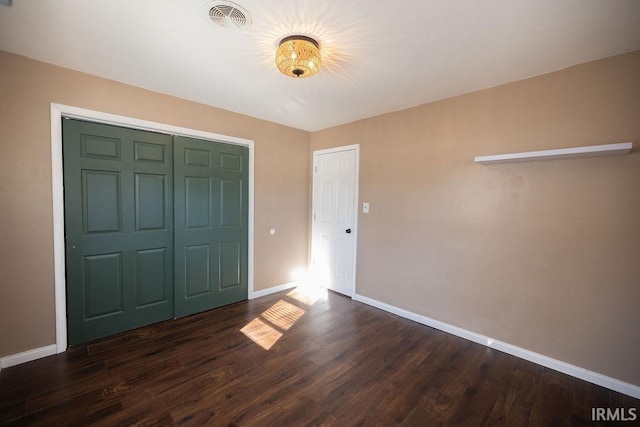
50, 103, 255, 353
311, 144, 360, 298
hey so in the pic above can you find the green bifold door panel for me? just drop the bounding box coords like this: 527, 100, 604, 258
173, 136, 248, 318
63, 119, 248, 345
63, 120, 175, 345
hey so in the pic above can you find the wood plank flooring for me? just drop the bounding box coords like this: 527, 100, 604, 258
1, 287, 638, 426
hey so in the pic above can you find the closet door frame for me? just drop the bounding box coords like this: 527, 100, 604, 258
50, 103, 255, 353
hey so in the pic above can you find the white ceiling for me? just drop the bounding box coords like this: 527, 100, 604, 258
1, 0, 639, 131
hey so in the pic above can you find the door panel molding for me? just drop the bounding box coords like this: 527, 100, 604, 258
51, 103, 255, 353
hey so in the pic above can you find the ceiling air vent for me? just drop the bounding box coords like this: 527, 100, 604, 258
207, 1, 252, 30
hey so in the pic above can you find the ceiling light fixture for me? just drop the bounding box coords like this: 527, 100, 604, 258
275, 35, 321, 78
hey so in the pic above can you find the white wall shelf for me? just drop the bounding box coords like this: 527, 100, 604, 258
474, 142, 633, 164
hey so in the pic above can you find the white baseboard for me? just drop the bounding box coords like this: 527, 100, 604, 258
0, 344, 57, 370
353, 293, 640, 400
250, 281, 300, 299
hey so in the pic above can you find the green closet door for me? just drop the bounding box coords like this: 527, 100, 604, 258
173, 136, 248, 318
63, 119, 174, 345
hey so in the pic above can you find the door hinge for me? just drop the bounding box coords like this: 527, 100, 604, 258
314, 166, 317, 173
313, 213, 316, 220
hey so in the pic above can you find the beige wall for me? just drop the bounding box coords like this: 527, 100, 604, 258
0, 51, 309, 357
311, 51, 640, 386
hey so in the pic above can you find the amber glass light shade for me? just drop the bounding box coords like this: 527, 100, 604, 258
275, 35, 321, 78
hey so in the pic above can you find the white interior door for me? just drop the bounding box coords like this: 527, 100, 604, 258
311, 145, 358, 297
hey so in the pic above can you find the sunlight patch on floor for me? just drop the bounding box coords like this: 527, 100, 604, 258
261, 300, 306, 331
240, 318, 283, 351
240, 284, 327, 350
286, 284, 327, 306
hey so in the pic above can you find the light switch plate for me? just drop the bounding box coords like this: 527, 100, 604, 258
363, 202, 369, 213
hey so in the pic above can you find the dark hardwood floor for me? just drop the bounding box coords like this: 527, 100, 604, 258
1, 287, 637, 426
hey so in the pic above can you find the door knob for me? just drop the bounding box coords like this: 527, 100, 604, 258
345, 228, 352, 234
